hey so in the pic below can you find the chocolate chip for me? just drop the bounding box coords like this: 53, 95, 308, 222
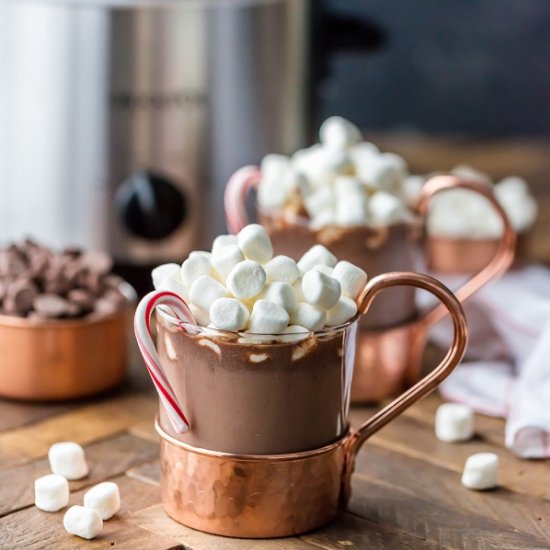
33, 294, 71, 318
80, 250, 113, 276
4, 280, 38, 315
67, 289, 96, 312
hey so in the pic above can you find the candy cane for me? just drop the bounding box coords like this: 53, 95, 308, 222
134, 290, 197, 433
224, 166, 262, 234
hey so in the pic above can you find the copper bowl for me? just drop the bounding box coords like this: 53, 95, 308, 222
0, 286, 135, 401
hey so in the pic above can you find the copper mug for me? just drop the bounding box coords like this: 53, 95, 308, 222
135, 272, 467, 538
224, 170, 516, 400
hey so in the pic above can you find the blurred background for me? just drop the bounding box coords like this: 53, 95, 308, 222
1, 0, 548, 291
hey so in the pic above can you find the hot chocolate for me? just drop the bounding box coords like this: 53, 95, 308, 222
157, 316, 356, 455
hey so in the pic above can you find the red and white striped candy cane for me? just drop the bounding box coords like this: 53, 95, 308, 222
134, 290, 197, 433
224, 165, 262, 234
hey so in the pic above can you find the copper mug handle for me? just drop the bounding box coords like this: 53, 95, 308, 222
417, 175, 517, 328
342, 271, 468, 498
224, 166, 262, 233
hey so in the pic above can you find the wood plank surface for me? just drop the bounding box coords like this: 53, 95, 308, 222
0, 389, 548, 548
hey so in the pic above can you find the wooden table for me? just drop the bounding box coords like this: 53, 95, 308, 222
1, 384, 548, 549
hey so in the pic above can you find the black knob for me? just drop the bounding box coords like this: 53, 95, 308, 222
115, 170, 187, 240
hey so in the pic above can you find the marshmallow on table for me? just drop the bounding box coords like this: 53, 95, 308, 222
249, 300, 289, 334
189, 275, 229, 313
264, 255, 300, 284
180, 253, 213, 286
297, 245, 337, 273
151, 263, 180, 290
49, 442, 89, 480
319, 116, 362, 150
211, 244, 244, 281
290, 303, 327, 332
461, 453, 499, 490
63, 505, 103, 540
210, 297, 249, 331
332, 261, 367, 300
261, 282, 297, 314
226, 260, 266, 300
238, 224, 273, 264
83, 482, 120, 520
435, 403, 475, 442
302, 270, 341, 309
212, 234, 238, 253
326, 296, 358, 327
35, 474, 69, 512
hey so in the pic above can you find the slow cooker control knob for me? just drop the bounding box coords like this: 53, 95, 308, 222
116, 170, 187, 240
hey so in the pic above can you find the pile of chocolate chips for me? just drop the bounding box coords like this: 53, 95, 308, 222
0, 240, 128, 320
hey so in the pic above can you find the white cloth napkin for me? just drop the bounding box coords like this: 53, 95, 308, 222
420, 266, 550, 459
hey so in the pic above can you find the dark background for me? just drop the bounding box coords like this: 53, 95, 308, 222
319, 0, 550, 136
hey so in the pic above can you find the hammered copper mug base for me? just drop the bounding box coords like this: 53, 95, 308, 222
157, 420, 350, 538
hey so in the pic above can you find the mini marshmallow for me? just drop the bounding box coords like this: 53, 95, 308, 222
334, 176, 364, 196
335, 194, 368, 227
238, 224, 273, 264
264, 255, 300, 284
180, 253, 213, 286
261, 282, 297, 313
257, 178, 289, 210
83, 482, 120, 520
249, 300, 289, 334
158, 275, 189, 300
189, 275, 229, 313
34, 474, 69, 512
310, 208, 336, 229
302, 270, 341, 309
151, 263, 180, 290
356, 153, 406, 193
400, 175, 425, 207
297, 245, 337, 273
461, 453, 498, 490
280, 325, 310, 342
333, 261, 368, 299
293, 280, 306, 302
304, 186, 336, 217
189, 303, 210, 326
63, 505, 103, 540
211, 244, 244, 281
48, 442, 88, 480
290, 303, 327, 332
319, 116, 362, 149
209, 297, 249, 331
326, 296, 358, 327
368, 191, 408, 225
212, 234, 238, 253
313, 264, 334, 277
435, 403, 475, 443
226, 260, 266, 299
261, 153, 291, 181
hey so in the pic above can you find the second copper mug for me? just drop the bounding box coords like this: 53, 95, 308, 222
135, 271, 468, 538
224, 170, 516, 400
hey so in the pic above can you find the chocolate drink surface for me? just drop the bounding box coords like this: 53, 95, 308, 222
157, 313, 357, 455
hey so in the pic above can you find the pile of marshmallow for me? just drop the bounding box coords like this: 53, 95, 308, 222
153, 224, 367, 336
34, 441, 120, 540
427, 165, 538, 239
435, 403, 499, 490
257, 116, 418, 228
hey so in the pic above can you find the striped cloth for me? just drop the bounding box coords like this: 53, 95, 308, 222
420, 266, 550, 459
